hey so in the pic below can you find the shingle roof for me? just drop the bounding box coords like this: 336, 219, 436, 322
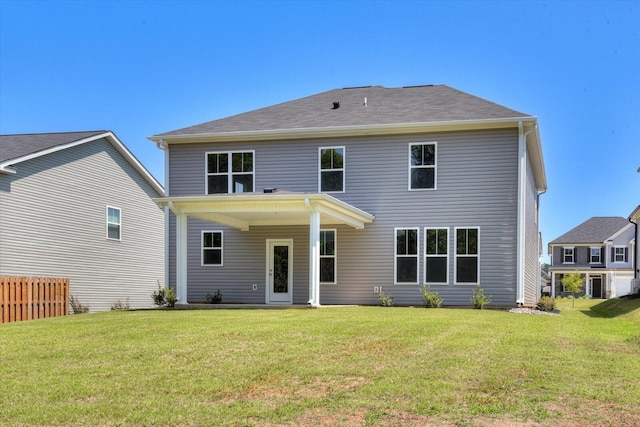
0, 131, 107, 163
549, 217, 631, 244
155, 85, 531, 137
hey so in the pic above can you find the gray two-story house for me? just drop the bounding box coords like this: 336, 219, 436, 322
150, 85, 547, 307
548, 217, 635, 298
0, 131, 165, 312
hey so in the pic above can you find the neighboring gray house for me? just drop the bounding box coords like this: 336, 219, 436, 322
149, 85, 547, 307
629, 205, 640, 295
0, 131, 165, 311
548, 217, 635, 299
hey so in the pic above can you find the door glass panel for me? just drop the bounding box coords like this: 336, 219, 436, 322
273, 245, 289, 293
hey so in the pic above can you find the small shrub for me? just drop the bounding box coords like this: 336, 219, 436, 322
111, 298, 131, 311
536, 296, 556, 312
470, 285, 492, 309
69, 295, 89, 314
378, 291, 394, 307
205, 290, 223, 304
420, 285, 443, 308
152, 285, 177, 308
164, 287, 177, 307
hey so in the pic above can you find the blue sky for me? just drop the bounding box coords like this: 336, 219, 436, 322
1, 0, 638, 261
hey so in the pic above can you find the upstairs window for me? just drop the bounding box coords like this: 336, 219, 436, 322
202, 231, 223, 266
590, 247, 601, 264
320, 230, 336, 284
409, 143, 436, 190
613, 247, 627, 263
563, 247, 575, 264
425, 228, 448, 284
455, 227, 479, 284
395, 228, 419, 284
207, 151, 254, 194
106, 206, 121, 240
319, 147, 344, 192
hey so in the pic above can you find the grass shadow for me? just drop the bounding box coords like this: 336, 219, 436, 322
582, 295, 640, 319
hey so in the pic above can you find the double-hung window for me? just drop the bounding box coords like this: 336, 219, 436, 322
319, 147, 345, 192
425, 228, 448, 284
455, 227, 479, 284
563, 247, 574, 264
409, 142, 436, 190
590, 247, 601, 264
106, 206, 121, 240
202, 231, 223, 266
320, 229, 336, 284
395, 228, 419, 284
613, 247, 627, 263
206, 151, 254, 194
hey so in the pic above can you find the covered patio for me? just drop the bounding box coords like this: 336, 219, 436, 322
154, 191, 374, 307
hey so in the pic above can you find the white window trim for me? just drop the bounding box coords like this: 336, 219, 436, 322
424, 227, 449, 285
408, 142, 437, 191
201, 230, 224, 267
589, 246, 601, 264
394, 227, 420, 285
613, 246, 626, 263
320, 228, 337, 284
562, 247, 575, 264
318, 146, 345, 193
205, 150, 255, 194
454, 226, 480, 285
106, 206, 121, 241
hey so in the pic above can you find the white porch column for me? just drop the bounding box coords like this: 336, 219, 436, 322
308, 208, 321, 307
176, 212, 188, 305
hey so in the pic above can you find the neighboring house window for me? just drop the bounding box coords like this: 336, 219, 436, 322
319, 147, 345, 192
202, 231, 223, 266
590, 247, 601, 264
106, 206, 121, 240
563, 247, 575, 264
206, 151, 254, 194
409, 143, 436, 190
613, 247, 627, 263
395, 228, 419, 284
425, 228, 448, 284
455, 227, 479, 284
320, 229, 336, 284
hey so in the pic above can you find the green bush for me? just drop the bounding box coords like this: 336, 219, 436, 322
205, 290, 223, 304
470, 285, 492, 309
420, 285, 443, 308
152, 285, 177, 308
378, 291, 394, 307
536, 296, 556, 312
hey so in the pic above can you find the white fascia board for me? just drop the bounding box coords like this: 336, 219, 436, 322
148, 117, 534, 144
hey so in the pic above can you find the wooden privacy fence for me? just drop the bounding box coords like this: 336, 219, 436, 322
0, 276, 69, 323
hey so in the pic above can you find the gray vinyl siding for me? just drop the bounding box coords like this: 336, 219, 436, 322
168, 128, 523, 306
0, 138, 164, 312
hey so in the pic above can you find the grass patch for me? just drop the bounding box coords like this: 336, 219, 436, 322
1, 299, 639, 426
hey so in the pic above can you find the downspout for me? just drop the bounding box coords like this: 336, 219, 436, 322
629, 215, 638, 281
516, 122, 537, 305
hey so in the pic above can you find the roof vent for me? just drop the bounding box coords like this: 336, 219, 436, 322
332, 102, 340, 109
263, 188, 277, 193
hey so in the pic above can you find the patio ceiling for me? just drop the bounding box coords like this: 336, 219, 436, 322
154, 192, 375, 231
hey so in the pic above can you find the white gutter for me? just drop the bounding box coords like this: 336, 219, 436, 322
148, 117, 537, 144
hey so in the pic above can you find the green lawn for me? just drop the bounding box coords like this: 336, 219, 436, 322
1, 298, 639, 426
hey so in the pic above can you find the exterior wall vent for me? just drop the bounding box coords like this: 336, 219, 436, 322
263, 188, 277, 193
